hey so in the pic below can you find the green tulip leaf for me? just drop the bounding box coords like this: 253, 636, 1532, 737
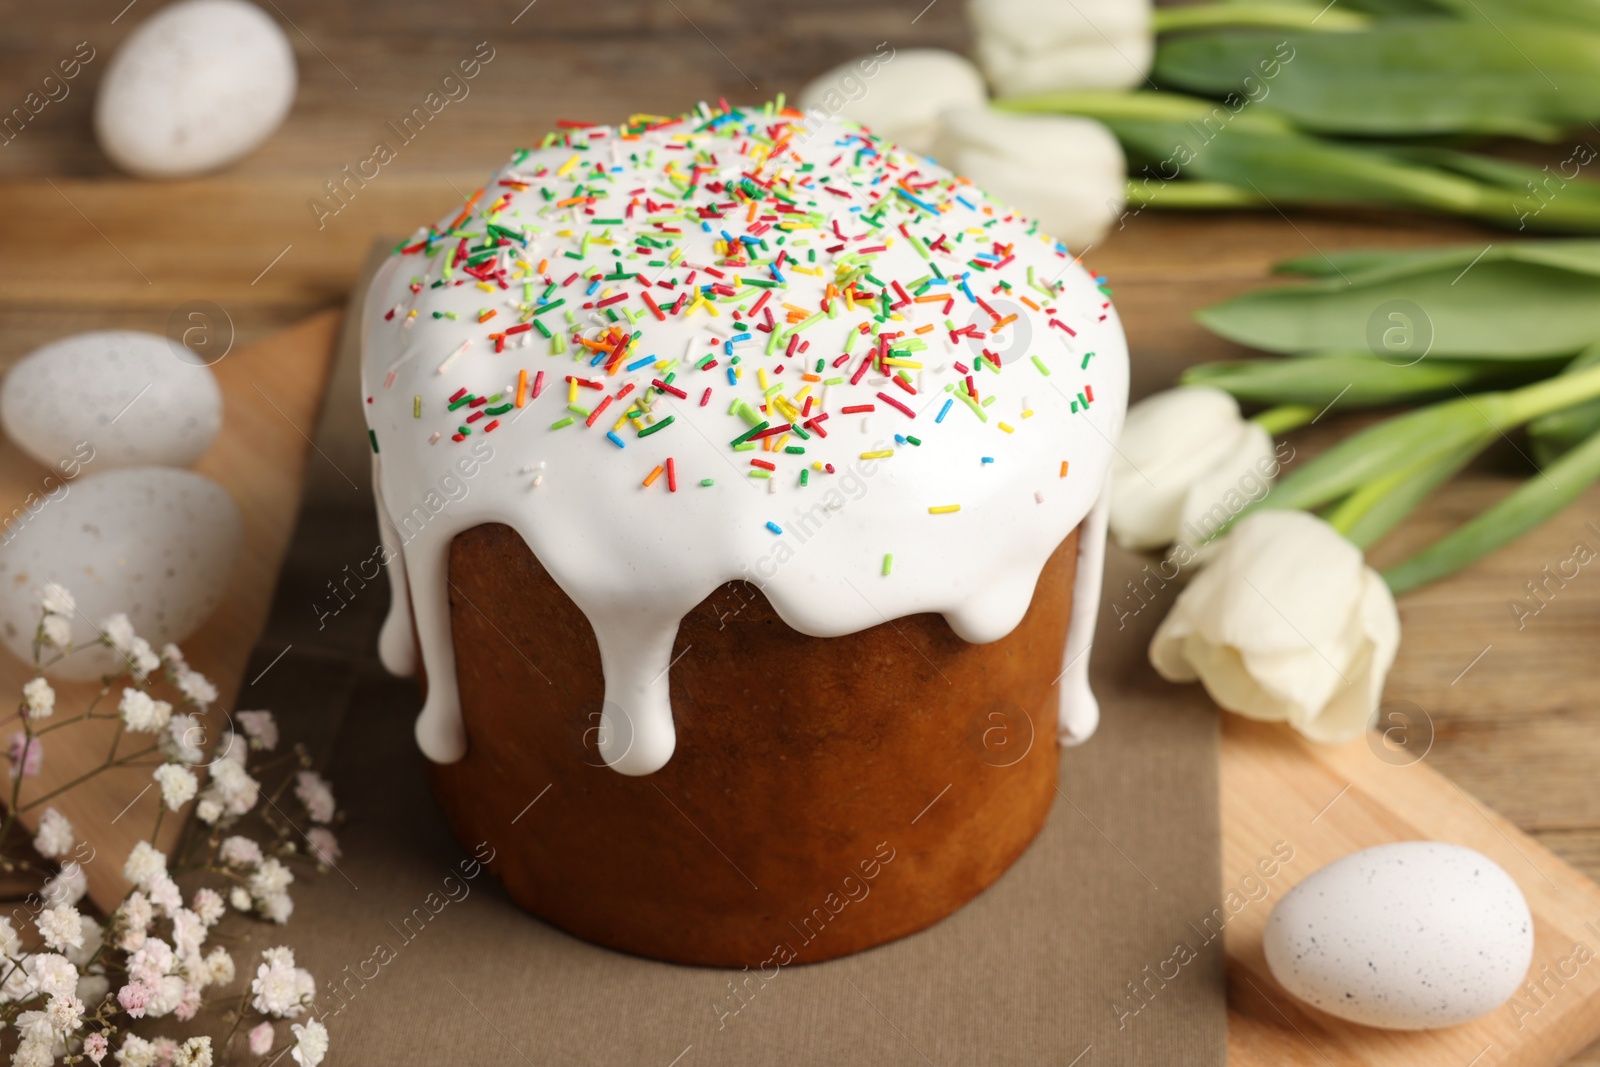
1198, 257, 1600, 358
1383, 424, 1600, 594
1154, 23, 1600, 141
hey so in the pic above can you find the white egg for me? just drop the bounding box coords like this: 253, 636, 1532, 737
94, 0, 297, 178
798, 49, 986, 155
0, 467, 242, 680
2, 331, 222, 471
1264, 842, 1533, 1030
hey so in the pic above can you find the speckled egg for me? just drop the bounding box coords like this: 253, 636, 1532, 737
2, 331, 222, 470
94, 0, 297, 178
1264, 842, 1533, 1030
0, 467, 241, 680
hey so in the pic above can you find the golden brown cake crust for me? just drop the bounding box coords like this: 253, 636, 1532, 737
426, 523, 1079, 967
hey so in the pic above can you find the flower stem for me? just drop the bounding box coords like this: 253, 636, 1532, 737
1151, 3, 1372, 33
1251, 403, 1320, 436
1384, 424, 1600, 594
1326, 431, 1494, 549
1125, 178, 1266, 210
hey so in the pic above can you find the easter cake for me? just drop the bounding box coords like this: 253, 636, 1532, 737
361, 101, 1129, 966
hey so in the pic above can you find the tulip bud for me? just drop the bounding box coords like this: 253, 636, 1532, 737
1149, 510, 1400, 743
1109, 387, 1277, 551
930, 105, 1125, 248
797, 48, 986, 156
968, 0, 1154, 97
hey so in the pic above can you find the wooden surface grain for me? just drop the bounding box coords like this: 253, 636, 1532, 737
4, 1, 1600, 1062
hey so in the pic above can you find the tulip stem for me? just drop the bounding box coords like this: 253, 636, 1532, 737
1250, 403, 1320, 436
1326, 432, 1495, 550
1151, 3, 1372, 34
1383, 425, 1600, 595
1506, 362, 1600, 425
1125, 179, 1267, 211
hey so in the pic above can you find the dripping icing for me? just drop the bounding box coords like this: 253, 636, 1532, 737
361, 105, 1130, 776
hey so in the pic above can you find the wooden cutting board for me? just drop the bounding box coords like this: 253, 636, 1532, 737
0, 310, 342, 909
1222, 716, 1600, 1066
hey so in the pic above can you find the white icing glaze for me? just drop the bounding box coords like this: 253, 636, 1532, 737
361, 103, 1129, 775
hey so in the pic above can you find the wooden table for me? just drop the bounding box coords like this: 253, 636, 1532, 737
5, 2, 1600, 1062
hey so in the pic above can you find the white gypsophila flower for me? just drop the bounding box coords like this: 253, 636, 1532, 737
45, 991, 84, 1034
22, 676, 55, 720
248, 1022, 274, 1056
195, 796, 223, 825
192, 888, 225, 926
119, 689, 172, 734
39, 582, 75, 617
250, 857, 294, 898
229, 886, 252, 912
32, 806, 74, 858
294, 771, 336, 824
179, 960, 207, 996
153, 764, 199, 810
175, 668, 217, 707
221, 730, 248, 766
12, 1039, 52, 1067
77, 973, 111, 1007
164, 714, 206, 765
37, 904, 84, 951
235, 710, 278, 751
175, 1036, 213, 1067
41, 613, 73, 650
147, 974, 186, 1018
24, 952, 78, 999
82, 1030, 109, 1064
260, 892, 294, 925
291, 1019, 329, 1067
67, 915, 104, 969
1, 960, 32, 1002
1150, 509, 1401, 744
0, 915, 18, 955
148, 874, 183, 918
16, 1008, 54, 1047
251, 948, 302, 1016
122, 841, 168, 889
170, 909, 205, 958
219, 835, 263, 867
204, 947, 235, 986
101, 613, 136, 653
43, 861, 88, 908
209, 759, 259, 816
119, 891, 153, 938
306, 827, 340, 867
118, 1034, 158, 1067
126, 938, 175, 989
161, 642, 186, 669
128, 637, 161, 680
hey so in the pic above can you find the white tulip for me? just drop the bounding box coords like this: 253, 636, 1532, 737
797, 48, 986, 155
1109, 386, 1279, 551
1150, 510, 1401, 743
968, 0, 1154, 97
930, 105, 1125, 248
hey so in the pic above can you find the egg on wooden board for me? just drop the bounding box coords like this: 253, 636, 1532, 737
2, 331, 222, 471
94, 0, 296, 178
0, 468, 242, 680
1264, 841, 1534, 1030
